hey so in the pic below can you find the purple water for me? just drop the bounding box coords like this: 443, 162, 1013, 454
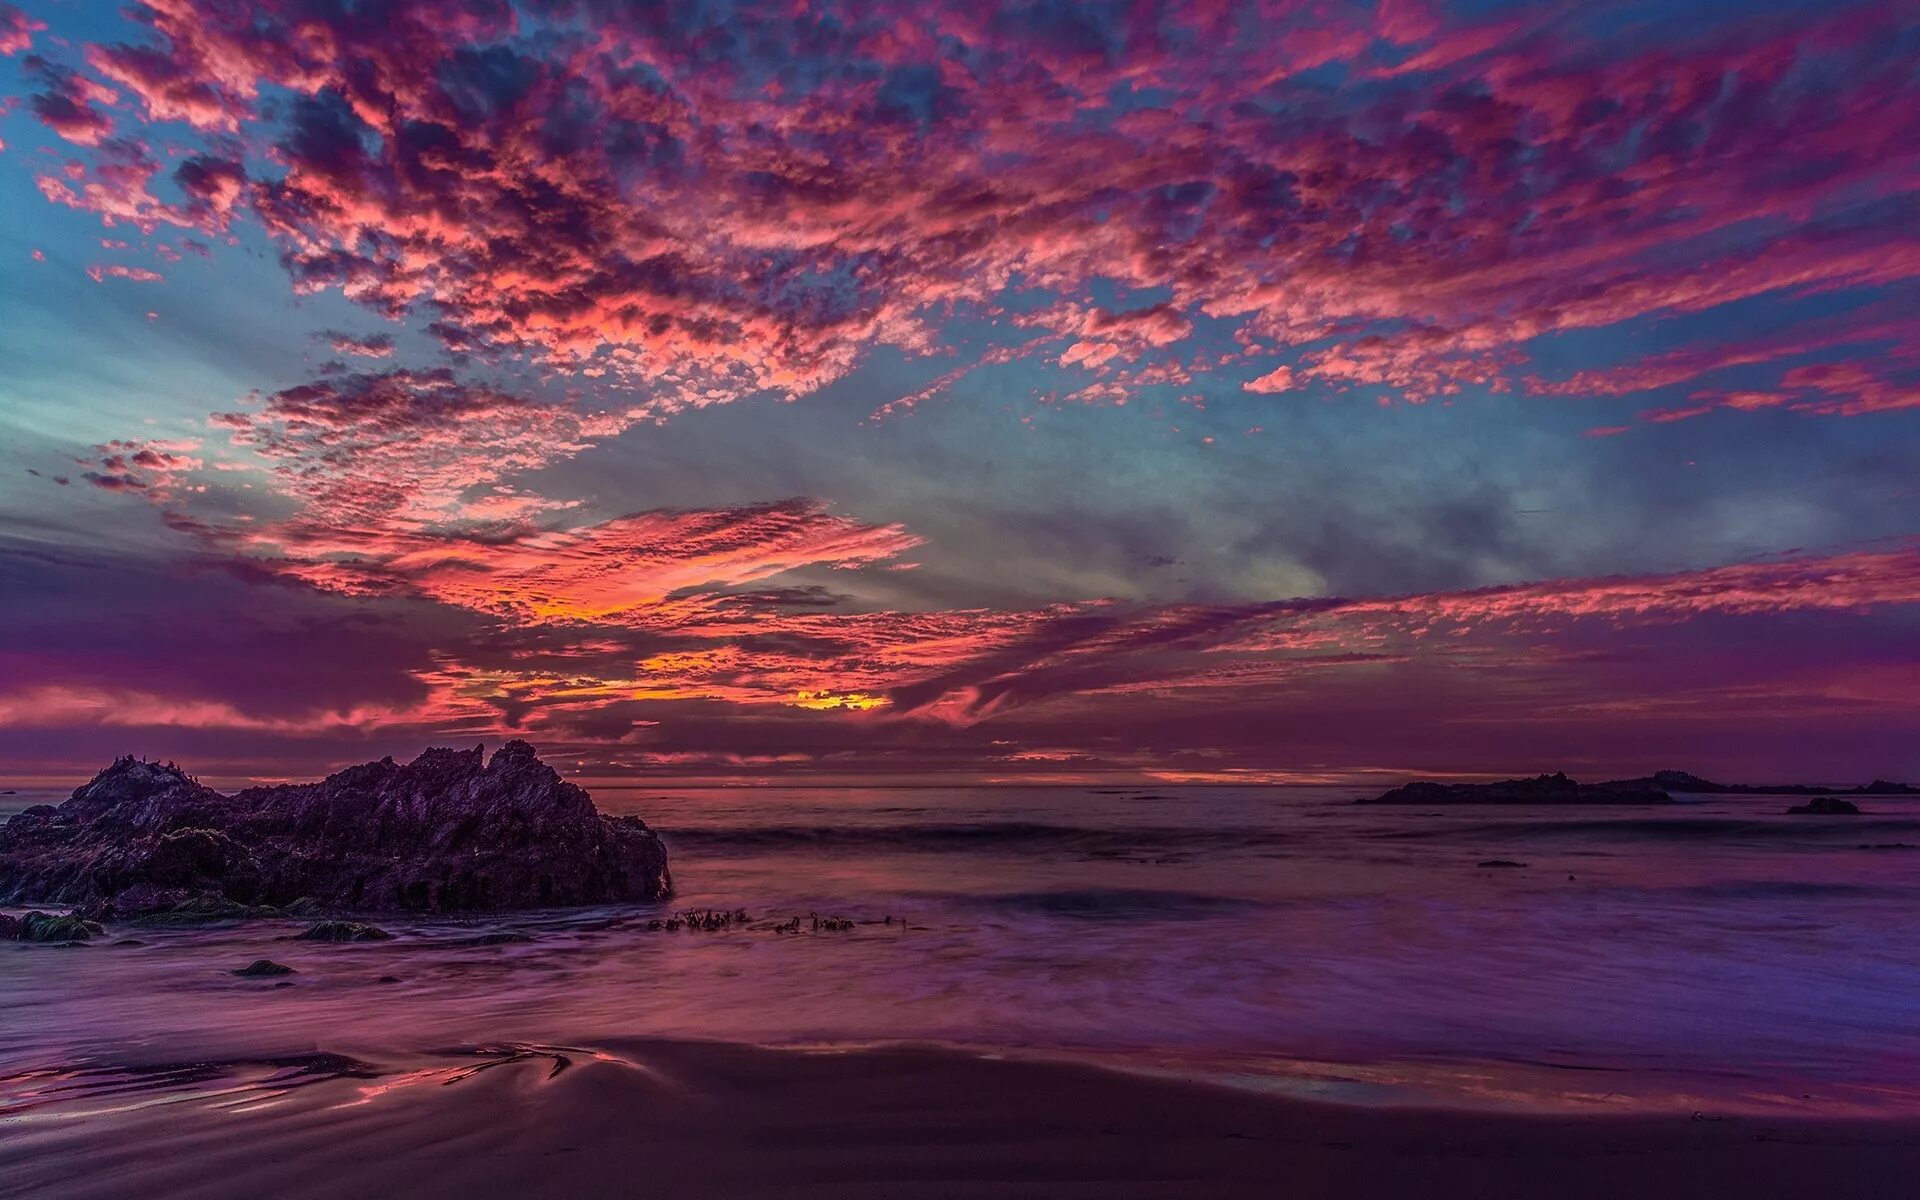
5, 784, 1920, 1114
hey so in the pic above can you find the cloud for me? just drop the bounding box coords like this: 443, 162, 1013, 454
11, 0, 1920, 782
207, 368, 627, 551
879, 544, 1920, 722
0, 540, 465, 743
86, 263, 164, 283
1243, 365, 1296, 394
0, 4, 42, 56
1529, 300, 1920, 426
23, 55, 116, 145
321, 330, 396, 358
113, 370, 926, 639
18, 0, 1917, 420
78, 438, 202, 497
380, 500, 925, 624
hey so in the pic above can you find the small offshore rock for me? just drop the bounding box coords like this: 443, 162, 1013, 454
234, 959, 295, 977
297, 920, 394, 942
1477, 859, 1529, 869
1786, 797, 1861, 815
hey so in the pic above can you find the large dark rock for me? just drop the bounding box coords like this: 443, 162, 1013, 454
0, 741, 671, 919
1360, 772, 1675, 806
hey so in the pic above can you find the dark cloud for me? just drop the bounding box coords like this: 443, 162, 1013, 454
23, 54, 114, 144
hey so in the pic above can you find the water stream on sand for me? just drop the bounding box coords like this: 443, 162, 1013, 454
5, 785, 1920, 1116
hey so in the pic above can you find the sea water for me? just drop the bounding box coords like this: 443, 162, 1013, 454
4, 784, 1919, 1114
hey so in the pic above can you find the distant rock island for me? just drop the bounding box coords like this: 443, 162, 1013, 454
0, 741, 670, 920
1783, 796, 1862, 815
1360, 772, 1675, 806
1602, 770, 1918, 797
1360, 769, 1916, 806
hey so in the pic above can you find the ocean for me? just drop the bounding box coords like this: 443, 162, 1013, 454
5, 783, 1920, 1116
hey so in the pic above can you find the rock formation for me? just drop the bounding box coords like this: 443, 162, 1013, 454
0, 910, 102, 943
1606, 770, 1916, 796
1359, 772, 1675, 805
1363, 769, 1917, 806
0, 741, 670, 919
1786, 797, 1863, 815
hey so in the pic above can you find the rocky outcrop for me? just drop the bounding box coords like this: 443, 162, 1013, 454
1786, 797, 1862, 815
1607, 770, 1916, 796
0, 741, 671, 919
0, 910, 102, 943
1360, 772, 1675, 806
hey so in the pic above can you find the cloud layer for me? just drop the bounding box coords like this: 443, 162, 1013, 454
13, 0, 1920, 417
3, 0, 1918, 782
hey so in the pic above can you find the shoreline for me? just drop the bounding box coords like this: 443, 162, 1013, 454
755, 1039, 1920, 1119
6, 1037, 1919, 1199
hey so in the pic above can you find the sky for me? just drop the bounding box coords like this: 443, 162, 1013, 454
0, 0, 1916, 787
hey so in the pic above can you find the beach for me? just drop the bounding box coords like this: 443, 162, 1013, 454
6, 1039, 1919, 1199
6, 781, 1920, 1196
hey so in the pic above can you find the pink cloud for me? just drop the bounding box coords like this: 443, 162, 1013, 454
21, 0, 1917, 420
323, 330, 396, 358
23, 55, 116, 144
385, 502, 925, 625
0, 4, 43, 56
1243, 365, 1297, 394
79, 437, 202, 496
85, 263, 163, 282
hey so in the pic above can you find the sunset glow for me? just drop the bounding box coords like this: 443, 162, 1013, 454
1, 0, 1916, 785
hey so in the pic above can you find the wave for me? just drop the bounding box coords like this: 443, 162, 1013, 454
0, 1052, 374, 1116
1676, 881, 1884, 900
660, 822, 1292, 857
661, 813, 1920, 857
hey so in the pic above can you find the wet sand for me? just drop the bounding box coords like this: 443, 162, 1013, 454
4, 1040, 1915, 1199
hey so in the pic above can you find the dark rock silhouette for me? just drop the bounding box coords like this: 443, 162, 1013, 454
1786, 797, 1863, 815
0, 741, 671, 919
296, 920, 394, 942
234, 959, 294, 977
1610, 770, 1916, 796
1363, 769, 1917, 806
1360, 772, 1675, 805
